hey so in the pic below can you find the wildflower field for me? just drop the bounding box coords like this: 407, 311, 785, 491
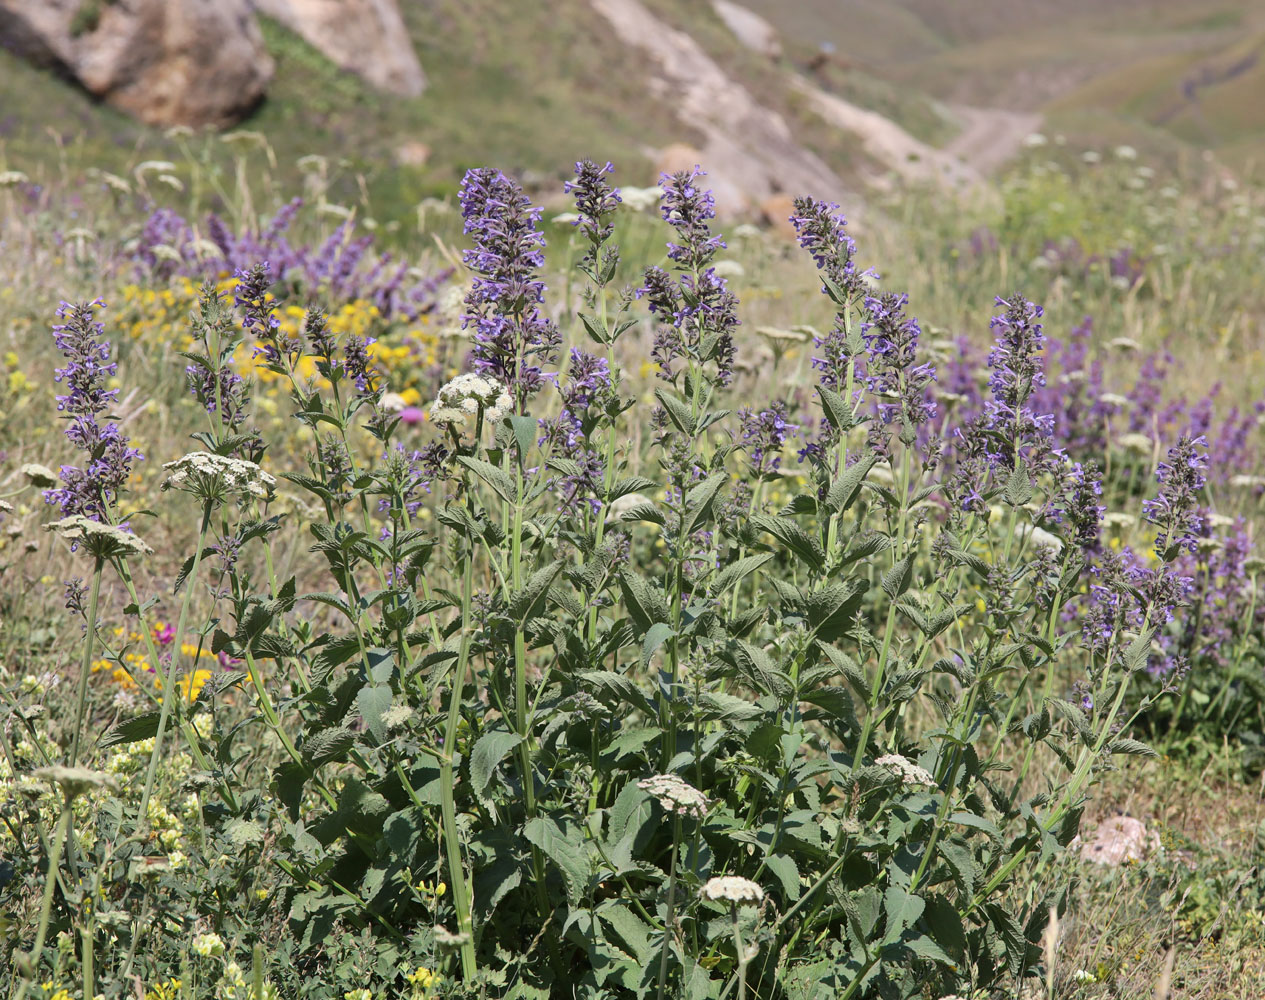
2, 138, 1265, 1000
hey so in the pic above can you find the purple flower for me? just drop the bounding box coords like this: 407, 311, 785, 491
738, 400, 798, 475
638, 169, 738, 388
459, 168, 561, 405
861, 292, 937, 433
788, 197, 871, 304
565, 159, 622, 249
1142, 434, 1208, 557
658, 166, 725, 269
43, 300, 143, 523
1060, 461, 1104, 551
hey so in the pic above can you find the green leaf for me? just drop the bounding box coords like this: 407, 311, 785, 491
881, 552, 916, 600
683, 472, 728, 537
470, 730, 524, 799
750, 515, 825, 573
98, 711, 161, 749
708, 553, 772, 598
510, 559, 563, 623
1105, 737, 1158, 758
456, 456, 517, 504
824, 453, 877, 513
618, 501, 665, 525
524, 816, 591, 905
640, 622, 675, 669
881, 884, 925, 944
697, 691, 761, 723
816, 384, 853, 435
607, 475, 658, 502
765, 853, 801, 901
301, 727, 354, 768
508, 415, 536, 461
356, 684, 392, 742
654, 388, 695, 435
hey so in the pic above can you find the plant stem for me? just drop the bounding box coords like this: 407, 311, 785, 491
655, 814, 683, 1000
139, 499, 213, 826
69, 558, 104, 766
439, 545, 478, 979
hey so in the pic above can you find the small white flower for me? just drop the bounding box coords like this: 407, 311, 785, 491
875, 753, 937, 788
46, 516, 151, 557
1020, 524, 1063, 554
610, 493, 653, 518
1098, 392, 1130, 408
638, 773, 709, 819
1023, 133, 1048, 147
620, 185, 663, 213
20, 463, 58, 488
711, 260, 745, 279
1103, 511, 1136, 529
1113, 145, 1137, 160
429, 374, 513, 427
380, 391, 408, 413
700, 876, 764, 905
551, 212, 582, 225
0, 170, 29, 187
1116, 432, 1153, 454
1230, 474, 1265, 488
1082, 150, 1101, 164
1073, 969, 1099, 983
1108, 337, 1141, 352
162, 452, 276, 502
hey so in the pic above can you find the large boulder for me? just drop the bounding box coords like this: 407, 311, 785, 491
0, 0, 273, 127
252, 0, 425, 97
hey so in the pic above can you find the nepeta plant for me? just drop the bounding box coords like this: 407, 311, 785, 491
20, 160, 1218, 1000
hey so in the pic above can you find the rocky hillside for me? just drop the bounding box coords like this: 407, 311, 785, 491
3, 0, 1255, 219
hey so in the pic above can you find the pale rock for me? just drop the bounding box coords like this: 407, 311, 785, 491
252, 0, 425, 96
0, 0, 272, 127
1075, 816, 1160, 867
711, 0, 781, 60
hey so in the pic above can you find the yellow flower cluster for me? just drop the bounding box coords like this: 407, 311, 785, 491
114, 278, 446, 398
405, 966, 441, 996
91, 624, 218, 701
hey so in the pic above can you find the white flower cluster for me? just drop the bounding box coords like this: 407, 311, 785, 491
875, 753, 937, 789
163, 451, 276, 501
429, 373, 513, 427
637, 773, 709, 819
46, 516, 152, 557
699, 876, 764, 905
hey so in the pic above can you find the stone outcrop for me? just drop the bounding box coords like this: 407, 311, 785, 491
0, 0, 273, 127
252, 0, 425, 96
711, 0, 781, 60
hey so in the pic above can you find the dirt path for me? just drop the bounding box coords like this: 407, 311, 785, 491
943, 104, 1043, 175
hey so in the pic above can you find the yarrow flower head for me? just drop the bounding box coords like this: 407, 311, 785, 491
43, 300, 143, 522
46, 516, 152, 558
162, 452, 277, 503
874, 753, 937, 788
428, 373, 513, 428
637, 773, 709, 819
459, 167, 561, 405
699, 876, 765, 906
